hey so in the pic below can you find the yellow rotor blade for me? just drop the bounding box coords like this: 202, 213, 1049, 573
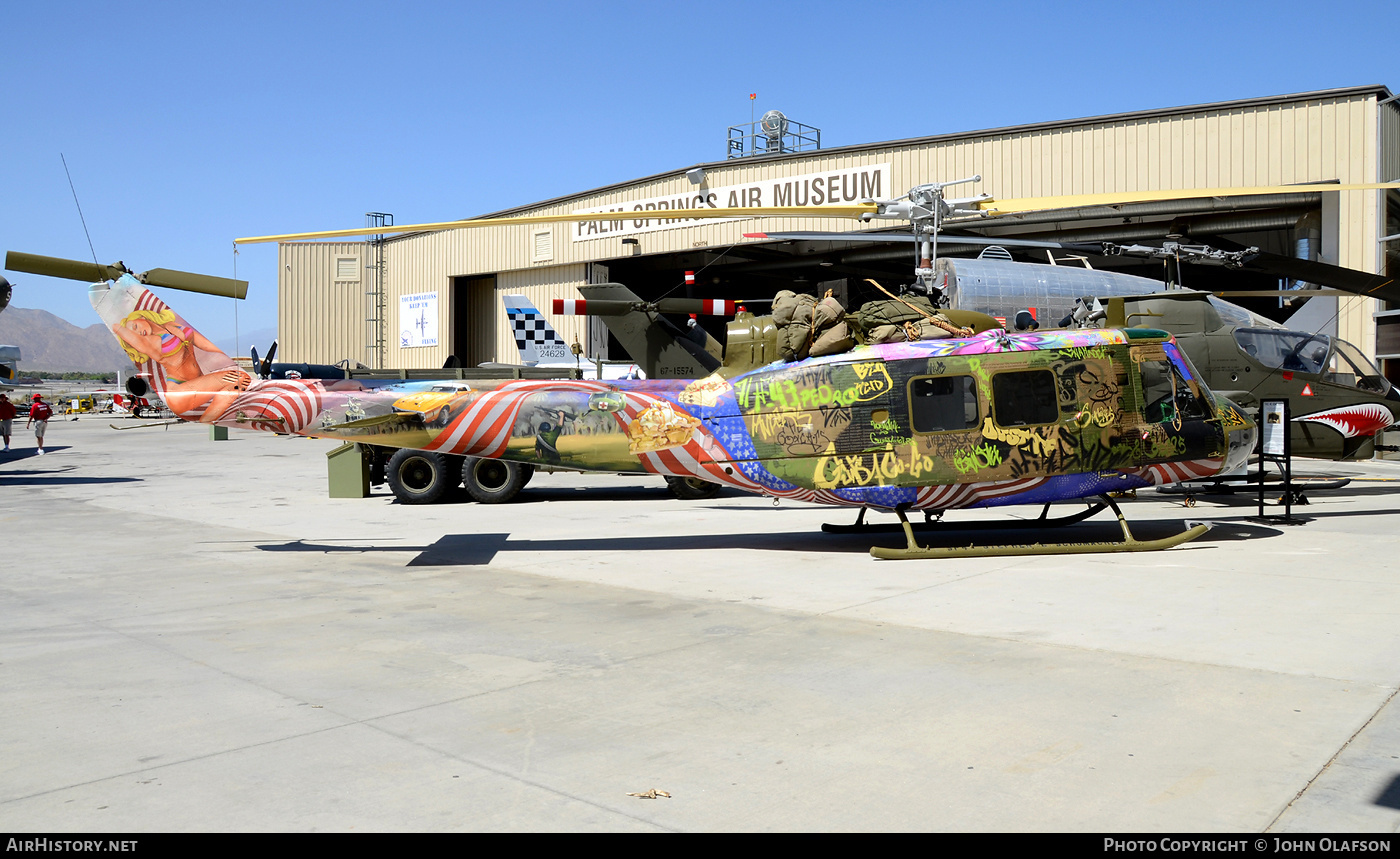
235, 204, 880, 244
975, 183, 1400, 215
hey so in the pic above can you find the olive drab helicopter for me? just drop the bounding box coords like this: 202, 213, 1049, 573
745, 219, 1400, 464
14, 178, 1399, 559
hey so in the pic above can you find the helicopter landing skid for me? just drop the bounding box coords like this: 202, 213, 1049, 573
823, 501, 1107, 535
869, 494, 1211, 560
1155, 477, 1349, 496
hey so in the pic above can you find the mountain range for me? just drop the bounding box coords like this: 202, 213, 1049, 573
0, 306, 274, 373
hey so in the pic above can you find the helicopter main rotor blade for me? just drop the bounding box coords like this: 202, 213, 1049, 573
6, 252, 126, 283
235, 205, 880, 245
1234, 252, 1399, 303
139, 268, 248, 299
1189, 236, 1400, 303
232, 181, 1399, 250
744, 230, 1104, 253
973, 182, 1400, 216
5, 251, 248, 299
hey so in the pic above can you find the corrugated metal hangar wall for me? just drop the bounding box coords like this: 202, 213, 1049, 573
278, 85, 1400, 376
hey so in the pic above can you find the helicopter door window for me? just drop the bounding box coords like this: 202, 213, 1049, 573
1233, 329, 1329, 375
1139, 360, 1206, 424
909, 376, 980, 433
991, 370, 1059, 427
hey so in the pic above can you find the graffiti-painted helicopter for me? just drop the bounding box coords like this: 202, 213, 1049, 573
27, 179, 1400, 558
81, 269, 1256, 559
76, 172, 1283, 561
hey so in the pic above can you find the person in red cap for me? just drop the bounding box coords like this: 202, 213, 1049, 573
0, 395, 15, 451
27, 393, 52, 455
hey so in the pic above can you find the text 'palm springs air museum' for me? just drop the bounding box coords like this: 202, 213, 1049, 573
275, 85, 1400, 382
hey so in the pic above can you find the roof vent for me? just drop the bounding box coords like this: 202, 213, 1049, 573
977, 245, 1014, 261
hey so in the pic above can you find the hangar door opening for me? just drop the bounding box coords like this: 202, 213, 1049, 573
452, 275, 497, 367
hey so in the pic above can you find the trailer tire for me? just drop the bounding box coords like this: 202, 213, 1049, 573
665, 476, 722, 500
386, 449, 456, 505
463, 457, 532, 504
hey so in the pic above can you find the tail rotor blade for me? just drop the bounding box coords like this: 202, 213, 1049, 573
553, 298, 735, 317
653, 299, 736, 316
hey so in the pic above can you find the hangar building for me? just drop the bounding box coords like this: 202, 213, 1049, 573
277, 85, 1400, 379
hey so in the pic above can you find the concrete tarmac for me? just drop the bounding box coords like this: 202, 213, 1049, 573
3, 417, 1400, 832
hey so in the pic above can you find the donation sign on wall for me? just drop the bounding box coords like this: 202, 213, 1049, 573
399, 292, 439, 348
570, 163, 893, 243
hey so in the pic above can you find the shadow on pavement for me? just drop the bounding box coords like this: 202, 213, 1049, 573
254, 514, 1281, 567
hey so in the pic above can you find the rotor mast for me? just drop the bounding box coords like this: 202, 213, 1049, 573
860, 176, 987, 299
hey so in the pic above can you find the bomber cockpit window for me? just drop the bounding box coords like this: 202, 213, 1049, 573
1234, 328, 1329, 375
992, 370, 1059, 427
910, 376, 980, 433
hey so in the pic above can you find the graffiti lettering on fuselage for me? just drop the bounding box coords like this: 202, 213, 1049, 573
736, 377, 858, 412
1219, 404, 1250, 430
851, 362, 894, 401
1072, 402, 1118, 428
1114, 424, 1187, 461
736, 362, 891, 414
869, 418, 911, 448
952, 443, 1003, 474
1057, 346, 1110, 361
747, 411, 835, 456
814, 444, 937, 489
981, 417, 1064, 459
735, 364, 834, 410
817, 404, 853, 430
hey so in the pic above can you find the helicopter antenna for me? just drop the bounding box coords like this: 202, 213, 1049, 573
60, 153, 99, 266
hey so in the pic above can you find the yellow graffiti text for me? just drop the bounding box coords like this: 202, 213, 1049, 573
1072, 403, 1117, 428
851, 362, 894, 401
981, 417, 1063, 459
814, 444, 937, 489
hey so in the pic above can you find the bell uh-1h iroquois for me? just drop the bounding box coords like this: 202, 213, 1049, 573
27, 178, 1400, 558
78, 266, 1257, 560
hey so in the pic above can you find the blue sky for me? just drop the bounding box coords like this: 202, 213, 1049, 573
2, 0, 1395, 354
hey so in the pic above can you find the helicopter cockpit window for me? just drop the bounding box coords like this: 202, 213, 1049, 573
1328, 338, 1392, 394
909, 376, 980, 433
1138, 360, 1207, 424
1234, 328, 1329, 375
992, 370, 1059, 427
